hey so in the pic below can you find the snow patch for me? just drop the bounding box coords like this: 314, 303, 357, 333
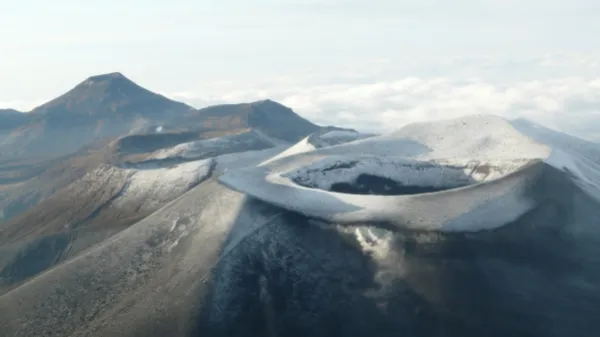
260, 136, 317, 166
259, 130, 368, 167
151, 131, 273, 160
353, 227, 392, 259
392, 115, 551, 161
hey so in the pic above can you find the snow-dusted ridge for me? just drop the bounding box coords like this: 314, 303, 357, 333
151, 129, 279, 161
259, 136, 318, 166
81, 158, 215, 214
220, 115, 600, 232
319, 129, 361, 140
259, 128, 371, 166
113, 158, 214, 211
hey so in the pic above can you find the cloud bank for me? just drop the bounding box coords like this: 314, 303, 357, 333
169, 54, 600, 142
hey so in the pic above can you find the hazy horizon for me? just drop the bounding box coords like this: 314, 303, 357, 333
3, 0, 600, 140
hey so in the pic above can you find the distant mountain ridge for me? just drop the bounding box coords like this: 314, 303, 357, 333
0, 109, 28, 130
181, 99, 320, 143
0, 72, 324, 158
0, 109, 23, 115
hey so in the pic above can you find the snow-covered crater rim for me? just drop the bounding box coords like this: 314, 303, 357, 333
280, 155, 533, 196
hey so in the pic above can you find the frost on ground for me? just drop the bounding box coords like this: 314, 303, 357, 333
388, 115, 551, 161
221, 115, 600, 232
216, 146, 287, 172
151, 130, 277, 160
319, 130, 361, 140
510, 118, 600, 200
112, 158, 213, 212
260, 129, 370, 166
317, 129, 373, 145
260, 137, 318, 166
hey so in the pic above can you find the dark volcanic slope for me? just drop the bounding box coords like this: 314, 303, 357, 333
0, 161, 599, 337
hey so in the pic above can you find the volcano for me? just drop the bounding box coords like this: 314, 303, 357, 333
0, 116, 598, 337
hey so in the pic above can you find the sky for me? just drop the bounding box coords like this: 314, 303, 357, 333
2, 0, 600, 140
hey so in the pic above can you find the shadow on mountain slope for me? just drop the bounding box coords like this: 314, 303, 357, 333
192, 163, 600, 337
0, 232, 71, 286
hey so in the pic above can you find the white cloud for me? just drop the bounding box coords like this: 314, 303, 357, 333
167, 54, 600, 142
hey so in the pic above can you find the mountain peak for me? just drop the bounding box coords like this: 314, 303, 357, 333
88, 72, 126, 80
251, 98, 275, 104
79, 72, 134, 88
28, 72, 192, 124
250, 99, 284, 108
249, 99, 296, 114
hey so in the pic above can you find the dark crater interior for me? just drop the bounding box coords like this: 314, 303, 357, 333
292, 173, 472, 196
329, 174, 455, 195
289, 160, 475, 196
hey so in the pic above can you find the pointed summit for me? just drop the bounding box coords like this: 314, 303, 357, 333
4, 72, 193, 156
88, 72, 126, 80
31, 72, 192, 117
81, 72, 133, 88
